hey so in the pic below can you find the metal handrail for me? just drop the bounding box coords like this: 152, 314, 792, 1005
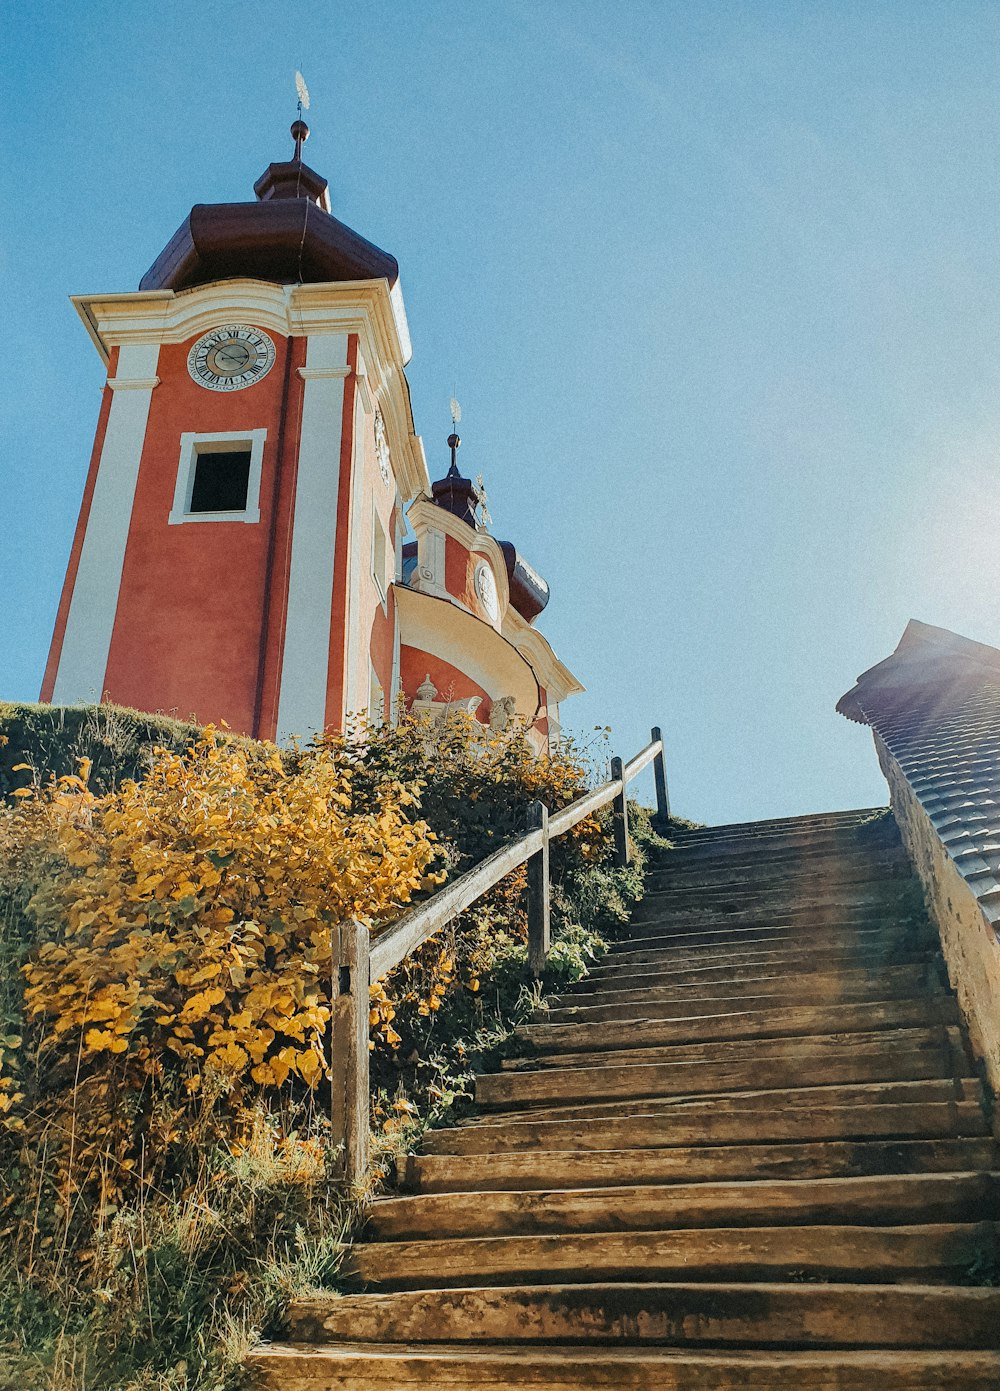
329, 725, 669, 1181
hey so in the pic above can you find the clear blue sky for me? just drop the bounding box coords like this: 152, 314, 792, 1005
4, 2, 1000, 825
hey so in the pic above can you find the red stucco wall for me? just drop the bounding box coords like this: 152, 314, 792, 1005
399, 644, 492, 721
102, 335, 299, 732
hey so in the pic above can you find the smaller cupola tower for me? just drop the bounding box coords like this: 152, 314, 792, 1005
430, 430, 483, 529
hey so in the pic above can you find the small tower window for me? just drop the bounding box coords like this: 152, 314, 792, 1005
369, 665, 385, 725
169, 429, 267, 525
190, 448, 252, 513
372, 507, 389, 602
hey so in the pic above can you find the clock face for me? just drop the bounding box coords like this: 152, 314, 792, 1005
188, 325, 276, 392
475, 563, 499, 622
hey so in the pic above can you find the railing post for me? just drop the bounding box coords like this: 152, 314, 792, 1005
651, 725, 670, 826
329, 917, 370, 1186
610, 755, 630, 867
526, 800, 550, 978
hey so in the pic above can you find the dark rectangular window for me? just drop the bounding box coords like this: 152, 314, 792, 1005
189, 449, 252, 513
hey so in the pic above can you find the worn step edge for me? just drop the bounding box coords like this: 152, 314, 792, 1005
419, 1099, 989, 1156
635, 875, 912, 905
347, 1221, 1000, 1290
629, 905, 915, 934
479, 1049, 965, 1108
668, 805, 887, 836
652, 831, 903, 858
589, 939, 934, 973
580, 957, 938, 988
368, 1171, 1000, 1241
285, 1280, 1000, 1349
247, 1342, 1000, 1391
558, 962, 940, 1004
455, 1078, 982, 1131
516, 997, 960, 1053
402, 1138, 1000, 1194
536, 983, 948, 1026
642, 866, 911, 898
504, 1024, 966, 1073
618, 925, 933, 953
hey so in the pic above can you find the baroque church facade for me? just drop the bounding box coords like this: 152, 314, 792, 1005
42, 122, 582, 750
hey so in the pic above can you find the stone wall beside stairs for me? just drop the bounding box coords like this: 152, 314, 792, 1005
877, 734, 1000, 1094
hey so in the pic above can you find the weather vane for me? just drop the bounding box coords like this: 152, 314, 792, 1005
291, 71, 311, 162
295, 70, 311, 117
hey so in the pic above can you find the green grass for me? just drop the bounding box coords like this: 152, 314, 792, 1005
0, 703, 201, 801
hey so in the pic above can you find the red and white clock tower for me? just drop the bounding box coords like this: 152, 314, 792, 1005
43, 124, 582, 746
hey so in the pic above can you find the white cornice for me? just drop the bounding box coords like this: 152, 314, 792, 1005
502, 606, 585, 704
298, 366, 352, 380
394, 584, 538, 714
107, 376, 160, 391
71, 278, 431, 503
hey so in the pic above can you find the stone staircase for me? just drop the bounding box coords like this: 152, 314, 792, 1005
251, 808, 1000, 1388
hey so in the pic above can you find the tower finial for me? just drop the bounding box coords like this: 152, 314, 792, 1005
291, 119, 310, 162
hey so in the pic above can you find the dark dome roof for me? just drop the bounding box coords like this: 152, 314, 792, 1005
498, 541, 550, 622
429, 432, 481, 529
139, 127, 398, 293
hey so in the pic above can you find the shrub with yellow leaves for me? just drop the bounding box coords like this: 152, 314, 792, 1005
9, 729, 440, 1200
344, 709, 610, 1089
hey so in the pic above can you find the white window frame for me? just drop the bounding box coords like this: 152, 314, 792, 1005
368, 663, 385, 725
371, 503, 389, 610
168, 428, 267, 525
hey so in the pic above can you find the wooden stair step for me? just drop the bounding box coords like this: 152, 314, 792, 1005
504, 1024, 967, 1073
619, 923, 932, 954
635, 909, 917, 936
248, 1343, 1000, 1391
634, 877, 912, 912
644, 860, 911, 896
671, 807, 882, 835
563, 960, 941, 1000
537, 978, 947, 1025
628, 911, 915, 939
653, 829, 901, 862
460, 1078, 981, 1128
588, 937, 933, 975
347, 1221, 1000, 1289
421, 1100, 988, 1157
284, 1281, 1000, 1349
517, 996, 960, 1054
403, 1137, 1000, 1194
667, 806, 887, 840
368, 1172, 1000, 1241
479, 1045, 966, 1107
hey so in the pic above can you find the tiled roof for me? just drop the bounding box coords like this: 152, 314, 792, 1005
838, 620, 1000, 926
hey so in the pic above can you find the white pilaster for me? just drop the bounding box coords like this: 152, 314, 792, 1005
411, 525, 447, 598
343, 385, 367, 717
52, 342, 160, 704
275, 334, 349, 743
